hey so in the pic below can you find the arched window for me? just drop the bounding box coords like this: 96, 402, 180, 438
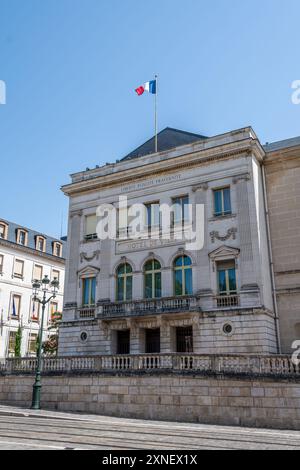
116, 263, 133, 301
144, 259, 162, 299
173, 255, 193, 296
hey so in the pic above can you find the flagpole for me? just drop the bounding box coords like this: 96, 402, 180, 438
154, 74, 158, 153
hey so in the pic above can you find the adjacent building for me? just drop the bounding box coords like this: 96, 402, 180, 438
58, 126, 300, 356
264, 137, 300, 353
0, 220, 66, 357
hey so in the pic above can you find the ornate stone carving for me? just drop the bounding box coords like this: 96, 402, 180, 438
210, 228, 237, 243
126, 318, 138, 337
233, 173, 251, 184
80, 250, 100, 263
192, 182, 209, 192
99, 320, 110, 340
70, 209, 83, 218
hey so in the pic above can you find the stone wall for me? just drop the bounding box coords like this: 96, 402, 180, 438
1, 372, 300, 430
265, 144, 300, 353
58, 309, 277, 356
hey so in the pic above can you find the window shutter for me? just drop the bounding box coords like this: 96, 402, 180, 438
33, 265, 43, 280
14, 260, 24, 276
85, 215, 97, 235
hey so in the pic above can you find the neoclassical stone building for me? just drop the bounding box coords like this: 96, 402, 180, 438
59, 127, 299, 356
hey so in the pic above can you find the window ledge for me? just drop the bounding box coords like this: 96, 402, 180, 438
209, 213, 236, 222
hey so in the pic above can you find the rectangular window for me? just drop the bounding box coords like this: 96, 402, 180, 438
27, 333, 38, 355
172, 196, 189, 226
145, 202, 161, 232
82, 277, 96, 306
14, 259, 24, 279
37, 238, 45, 252
217, 261, 237, 295
214, 187, 231, 216
33, 265, 43, 281
0, 224, 6, 239
176, 326, 193, 353
18, 230, 27, 246
117, 207, 131, 238
53, 243, 62, 257
85, 215, 98, 240
8, 331, 16, 355
117, 330, 130, 355
145, 328, 160, 354
0, 254, 3, 273
11, 294, 21, 319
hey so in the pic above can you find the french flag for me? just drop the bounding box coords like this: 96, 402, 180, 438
135, 80, 157, 96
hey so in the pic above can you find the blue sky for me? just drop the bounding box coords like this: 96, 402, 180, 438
0, 0, 299, 238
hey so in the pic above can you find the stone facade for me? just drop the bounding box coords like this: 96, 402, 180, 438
1, 373, 300, 430
264, 138, 300, 353
59, 127, 280, 356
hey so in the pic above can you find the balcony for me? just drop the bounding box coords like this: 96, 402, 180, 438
78, 307, 96, 319
215, 294, 240, 308
99, 295, 200, 319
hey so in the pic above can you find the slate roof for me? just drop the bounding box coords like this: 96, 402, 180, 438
264, 136, 300, 152
0, 218, 67, 259
121, 127, 207, 161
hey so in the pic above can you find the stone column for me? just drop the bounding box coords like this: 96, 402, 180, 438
162, 268, 172, 297
158, 316, 171, 353
134, 271, 144, 300
127, 319, 139, 354
191, 183, 210, 294
233, 174, 256, 287
63, 209, 82, 321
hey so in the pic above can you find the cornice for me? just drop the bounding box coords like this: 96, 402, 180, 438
0, 238, 65, 265
264, 145, 300, 166
62, 138, 264, 197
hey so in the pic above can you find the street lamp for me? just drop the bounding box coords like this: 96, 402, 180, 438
31, 275, 59, 410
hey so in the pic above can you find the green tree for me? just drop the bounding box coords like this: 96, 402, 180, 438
14, 325, 22, 357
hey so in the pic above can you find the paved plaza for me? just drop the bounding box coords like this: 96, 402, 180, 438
0, 405, 299, 450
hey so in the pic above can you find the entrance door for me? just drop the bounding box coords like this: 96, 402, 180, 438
145, 328, 160, 353
176, 326, 193, 352
117, 330, 130, 354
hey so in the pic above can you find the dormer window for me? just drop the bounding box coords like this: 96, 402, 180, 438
0, 222, 8, 240
53, 242, 62, 257
17, 229, 28, 246
36, 236, 46, 252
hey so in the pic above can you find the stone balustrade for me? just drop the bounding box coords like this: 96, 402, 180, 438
1, 354, 299, 377
215, 294, 240, 308
99, 295, 199, 319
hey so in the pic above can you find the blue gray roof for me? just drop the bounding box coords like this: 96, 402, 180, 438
121, 127, 207, 161
0, 218, 67, 259
264, 136, 300, 152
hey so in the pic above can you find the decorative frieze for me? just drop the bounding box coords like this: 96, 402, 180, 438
80, 250, 100, 263
192, 182, 209, 192
210, 227, 237, 243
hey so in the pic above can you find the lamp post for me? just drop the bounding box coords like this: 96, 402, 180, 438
31, 275, 59, 410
